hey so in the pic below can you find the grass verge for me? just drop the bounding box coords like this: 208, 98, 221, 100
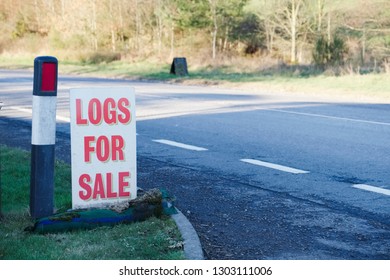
0, 145, 185, 260
1, 54, 389, 101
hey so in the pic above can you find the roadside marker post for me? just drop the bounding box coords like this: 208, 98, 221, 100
0, 103, 2, 218
170, 57, 188, 76
30, 56, 58, 219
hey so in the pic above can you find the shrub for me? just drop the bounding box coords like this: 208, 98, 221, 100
313, 35, 347, 67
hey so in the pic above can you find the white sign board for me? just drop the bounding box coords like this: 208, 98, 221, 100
69, 87, 137, 209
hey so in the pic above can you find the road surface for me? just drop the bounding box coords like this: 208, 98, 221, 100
1, 69, 390, 259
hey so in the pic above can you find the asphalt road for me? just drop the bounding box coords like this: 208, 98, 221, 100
1, 69, 390, 259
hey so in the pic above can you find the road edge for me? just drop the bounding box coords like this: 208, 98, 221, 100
172, 208, 204, 260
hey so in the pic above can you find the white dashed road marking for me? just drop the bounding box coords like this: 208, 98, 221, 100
241, 158, 310, 174
352, 184, 390, 196
153, 139, 208, 151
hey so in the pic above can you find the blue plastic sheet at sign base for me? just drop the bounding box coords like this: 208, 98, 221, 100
29, 189, 177, 234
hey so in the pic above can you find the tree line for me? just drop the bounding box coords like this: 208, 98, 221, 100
0, 0, 389, 70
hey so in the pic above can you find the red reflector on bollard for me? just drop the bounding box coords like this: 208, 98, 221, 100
41, 62, 56, 91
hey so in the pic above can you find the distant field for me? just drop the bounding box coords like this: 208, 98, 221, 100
1, 55, 389, 102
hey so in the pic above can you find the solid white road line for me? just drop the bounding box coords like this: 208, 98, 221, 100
55, 115, 70, 122
8, 106, 70, 122
266, 108, 390, 126
8, 106, 32, 114
241, 158, 310, 174
153, 139, 208, 151
352, 184, 390, 196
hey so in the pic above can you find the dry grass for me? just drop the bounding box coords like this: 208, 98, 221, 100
1, 53, 389, 102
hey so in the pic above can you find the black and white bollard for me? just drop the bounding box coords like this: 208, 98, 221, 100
30, 56, 58, 219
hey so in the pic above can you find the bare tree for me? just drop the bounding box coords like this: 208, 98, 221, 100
1, 0, 389, 65
249, 0, 307, 63
208, 0, 218, 60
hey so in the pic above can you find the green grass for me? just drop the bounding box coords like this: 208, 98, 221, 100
0, 55, 33, 69
0, 145, 185, 260
1, 54, 389, 101
60, 60, 174, 80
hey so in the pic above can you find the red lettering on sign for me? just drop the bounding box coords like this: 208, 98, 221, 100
104, 98, 117, 125
93, 173, 105, 199
89, 98, 102, 125
84, 136, 96, 162
119, 171, 130, 197
76, 99, 88, 125
83, 135, 125, 163
118, 98, 131, 124
96, 136, 110, 162
79, 174, 92, 200
78, 172, 131, 201
75, 97, 131, 126
106, 173, 118, 198
112, 135, 125, 161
